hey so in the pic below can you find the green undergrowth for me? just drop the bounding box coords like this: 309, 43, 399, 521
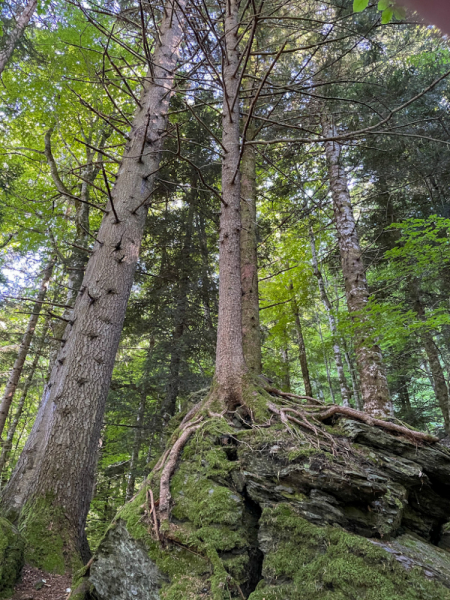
0, 517, 24, 599
248, 503, 450, 600
19, 495, 83, 574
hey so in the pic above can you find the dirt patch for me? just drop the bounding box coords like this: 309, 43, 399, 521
11, 565, 71, 600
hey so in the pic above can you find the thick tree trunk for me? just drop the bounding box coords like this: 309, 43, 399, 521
309, 227, 351, 406
411, 282, 450, 432
0, 315, 50, 479
321, 114, 392, 418
0, 0, 37, 75
240, 122, 261, 375
292, 298, 313, 397
1, 0, 185, 567
0, 259, 54, 438
215, 0, 247, 405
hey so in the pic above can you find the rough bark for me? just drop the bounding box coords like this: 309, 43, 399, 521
214, 0, 247, 405
309, 227, 351, 406
0, 0, 37, 76
0, 127, 106, 521
411, 281, 450, 432
0, 259, 54, 439
1, 0, 185, 567
0, 315, 50, 479
240, 120, 262, 375
321, 114, 392, 418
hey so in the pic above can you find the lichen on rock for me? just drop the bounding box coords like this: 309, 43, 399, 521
0, 516, 25, 599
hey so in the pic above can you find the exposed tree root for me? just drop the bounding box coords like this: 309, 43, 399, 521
264, 386, 437, 443
311, 404, 438, 443
159, 418, 204, 523
265, 386, 324, 405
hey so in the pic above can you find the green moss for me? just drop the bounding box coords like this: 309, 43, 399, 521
248, 503, 450, 600
19, 496, 83, 574
0, 517, 25, 599
100, 420, 256, 599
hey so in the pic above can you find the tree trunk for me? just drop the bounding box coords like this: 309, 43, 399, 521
0, 259, 54, 438
1, 0, 185, 568
0, 0, 37, 75
309, 227, 351, 406
321, 114, 392, 418
316, 312, 336, 404
0, 314, 50, 480
214, 0, 246, 405
160, 203, 194, 421
292, 297, 313, 397
344, 347, 362, 411
240, 119, 261, 375
411, 282, 450, 432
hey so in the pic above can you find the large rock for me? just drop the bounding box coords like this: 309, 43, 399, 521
86, 416, 450, 599
0, 517, 24, 599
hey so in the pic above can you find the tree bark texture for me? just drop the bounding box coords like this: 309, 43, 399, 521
240, 122, 262, 375
1, 0, 185, 561
0, 315, 50, 478
0, 259, 54, 438
215, 0, 247, 405
309, 227, 351, 406
321, 114, 392, 418
0, 0, 37, 75
1, 126, 108, 514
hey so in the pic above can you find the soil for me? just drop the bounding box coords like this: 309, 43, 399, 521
11, 565, 72, 600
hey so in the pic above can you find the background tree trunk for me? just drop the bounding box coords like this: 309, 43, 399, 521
0, 0, 37, 75
292, 296, 313, 397
309, 227, 351, 406
0, 314, 50, 480
321, 114, 392, 418
0, 258, 54, 438
411, 281, 450, 432
1, 0, 186, 566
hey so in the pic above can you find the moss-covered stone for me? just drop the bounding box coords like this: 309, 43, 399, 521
252, 503, 450, 600
81, 405, 450, 600
0, 517, 24, 599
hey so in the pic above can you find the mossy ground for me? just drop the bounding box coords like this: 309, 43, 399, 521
0, 517, 24, 599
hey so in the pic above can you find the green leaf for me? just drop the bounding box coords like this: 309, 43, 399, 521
353, 0, 370, 13
377, 0, 390, 9
394, 6, 407, 19
381, 7, 394, 23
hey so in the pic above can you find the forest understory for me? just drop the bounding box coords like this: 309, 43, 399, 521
1, 0, 450, 598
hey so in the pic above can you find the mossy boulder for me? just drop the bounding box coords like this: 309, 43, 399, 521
0, 517, 25, 599
83, 413, 450, 599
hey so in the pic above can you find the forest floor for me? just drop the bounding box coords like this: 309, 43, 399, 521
11, 565, 71, 600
